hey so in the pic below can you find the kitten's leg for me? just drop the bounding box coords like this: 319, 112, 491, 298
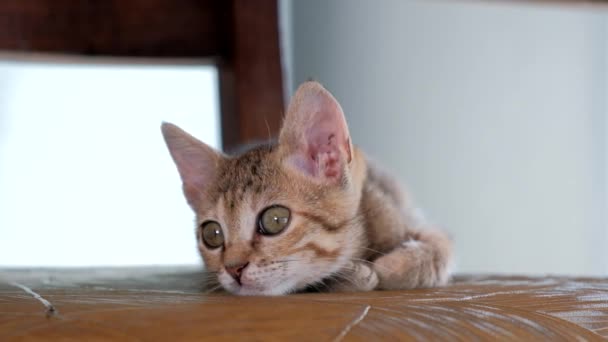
373, 228, 453, 290
330, 261, 379, 292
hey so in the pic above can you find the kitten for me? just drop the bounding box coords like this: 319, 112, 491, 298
161, 81, 453, 295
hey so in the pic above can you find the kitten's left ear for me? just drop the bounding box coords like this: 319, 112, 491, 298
161, 122, 221, 210
279, 81, 353, 184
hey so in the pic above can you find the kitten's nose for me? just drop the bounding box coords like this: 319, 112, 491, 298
225, 262, 249, 284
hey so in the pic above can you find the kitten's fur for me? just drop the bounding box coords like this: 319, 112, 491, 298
162, 81, 453, 295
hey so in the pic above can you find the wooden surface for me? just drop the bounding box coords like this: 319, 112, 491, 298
0, 0, 285, 151
1, 268, 607, 341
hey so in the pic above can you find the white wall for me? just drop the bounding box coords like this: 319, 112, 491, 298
0, 62, 219, 267
286, 0, 607, 275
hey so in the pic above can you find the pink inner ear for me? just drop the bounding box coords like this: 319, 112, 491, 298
280, 82, 352, 183
286, 127, 348, 182
294, 109, 351, 183
305, 125, 347, 180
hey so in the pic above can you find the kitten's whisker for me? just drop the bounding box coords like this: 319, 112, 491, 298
332, 271, 358, 288
305, 282, 325, 293
314, 280, 331, 291
202, 283, 224, 294
280, 255, 394, 276
348, 258, 392, 273
263, 117, 273, 145
327, 273, 360, 289
357, 246, 387, 257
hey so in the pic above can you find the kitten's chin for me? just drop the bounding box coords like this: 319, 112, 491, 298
226, 284, 292, 296
220, 278, 297, 296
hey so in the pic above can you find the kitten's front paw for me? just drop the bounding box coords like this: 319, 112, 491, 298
331, 261, 379, 292
373, 230, 452, 290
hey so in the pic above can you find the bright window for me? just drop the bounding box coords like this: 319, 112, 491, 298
0, 61, 219, 267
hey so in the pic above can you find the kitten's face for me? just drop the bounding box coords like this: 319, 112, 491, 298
196, 146, 363, 295
163, 81, 364, 295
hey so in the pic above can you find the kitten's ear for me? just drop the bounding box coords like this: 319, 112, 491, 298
161, 122, 221, 210
279, 81, 352, 183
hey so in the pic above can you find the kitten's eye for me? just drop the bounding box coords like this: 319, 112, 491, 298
201, 221, 224, 248
258, 205, 291, 235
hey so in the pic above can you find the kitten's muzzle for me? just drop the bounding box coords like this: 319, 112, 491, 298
225, 262, 249, 285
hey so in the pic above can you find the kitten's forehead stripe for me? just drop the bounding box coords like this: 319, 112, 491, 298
209, 143, 277, 205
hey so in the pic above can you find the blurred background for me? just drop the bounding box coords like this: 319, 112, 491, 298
0, 0, 606, 276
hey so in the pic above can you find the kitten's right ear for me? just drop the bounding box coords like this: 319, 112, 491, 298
161, 122, 221, 210
278, 82, 353, 184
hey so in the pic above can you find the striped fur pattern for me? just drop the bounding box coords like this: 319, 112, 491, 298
162, 82, 453, 295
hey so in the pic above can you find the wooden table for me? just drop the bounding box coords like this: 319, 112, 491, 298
1, 267, 607, 341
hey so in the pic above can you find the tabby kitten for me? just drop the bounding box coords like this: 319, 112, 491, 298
161, 81, 453, 295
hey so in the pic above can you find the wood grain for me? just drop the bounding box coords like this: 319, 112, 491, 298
1, 268, 607, 340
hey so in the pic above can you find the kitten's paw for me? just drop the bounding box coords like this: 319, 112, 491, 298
331, 261, 379, 292
373, 229, 452, 290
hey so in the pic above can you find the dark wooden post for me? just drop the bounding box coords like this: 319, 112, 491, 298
219, 0, 285, 151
